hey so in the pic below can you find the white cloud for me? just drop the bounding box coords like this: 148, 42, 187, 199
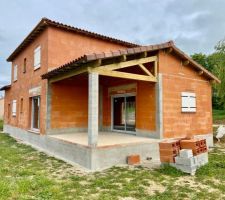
0, 0, 225, 93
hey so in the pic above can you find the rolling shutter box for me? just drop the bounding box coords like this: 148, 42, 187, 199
181, 92, 196, 112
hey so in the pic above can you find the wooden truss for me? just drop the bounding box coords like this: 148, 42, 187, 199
90, 56, 157, 82
50, 55, 158, 83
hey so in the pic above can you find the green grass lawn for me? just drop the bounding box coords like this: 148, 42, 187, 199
213, 109, 225, 124
1, 133, 225, 199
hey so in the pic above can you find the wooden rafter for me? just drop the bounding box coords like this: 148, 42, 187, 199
91, 69, 157, 82
182, 60, 190, 66
154, 59, 158, 77
138, 64, 154, 77
89, 55, 158, 82
50, 55, 158, 83
93, 56, 157, 72
198, 70, 204, 75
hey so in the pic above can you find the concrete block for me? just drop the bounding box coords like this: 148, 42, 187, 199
179, 149, 193, 158
195, 152, 208, 167
170, 163, 197, 175
175, 156, 197, 166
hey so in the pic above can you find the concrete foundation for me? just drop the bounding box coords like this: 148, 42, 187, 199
3, 124, 161, 171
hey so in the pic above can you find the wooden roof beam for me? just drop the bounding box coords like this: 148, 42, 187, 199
182, 60, 190, 66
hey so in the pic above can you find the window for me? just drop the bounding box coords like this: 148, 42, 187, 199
20, 98, 23, 113
23, 58, 26, 73
12, 100, 17, 116
31, 96, 40, 130
181, 92, 196, 112
34, 46, 41, 69
13, 65, 17, 81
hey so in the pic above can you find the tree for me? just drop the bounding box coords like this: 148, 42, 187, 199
191, 53, 213, 72
191, 38, 225, 109
212, 39, 225, 109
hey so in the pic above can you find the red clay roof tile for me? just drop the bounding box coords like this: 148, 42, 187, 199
41, 40, 220, 83
7, 18, 138, 61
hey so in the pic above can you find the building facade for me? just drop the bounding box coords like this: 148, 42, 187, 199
1, 18, 219, 170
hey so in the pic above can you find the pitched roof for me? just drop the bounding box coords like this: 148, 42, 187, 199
7, 18, 138, 62
0, 84, 11, 91
42, 41, 220, 83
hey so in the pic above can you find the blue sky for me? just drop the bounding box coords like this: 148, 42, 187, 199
1, 0, 225, 95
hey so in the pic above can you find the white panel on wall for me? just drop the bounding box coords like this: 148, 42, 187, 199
12, 100, 17, 116
34, 46, 41, 69
181, 92, 196, 112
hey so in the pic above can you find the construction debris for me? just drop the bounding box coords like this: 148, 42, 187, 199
159, 138, 208, 175
159, 139, 180, 163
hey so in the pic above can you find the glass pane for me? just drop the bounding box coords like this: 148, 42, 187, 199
113, 97, 125, 131
32, 97, 40, 129
125, 96, 136, 132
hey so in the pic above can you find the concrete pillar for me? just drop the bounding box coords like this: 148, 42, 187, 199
156, 73, 163, 139
88, 72, 99, 147
46, 80, 52, 132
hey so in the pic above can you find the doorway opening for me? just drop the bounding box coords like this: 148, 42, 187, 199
112, 94, 136, 133
31, 96, 40, 131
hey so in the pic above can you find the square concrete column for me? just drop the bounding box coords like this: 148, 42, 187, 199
88, 72, 99, 147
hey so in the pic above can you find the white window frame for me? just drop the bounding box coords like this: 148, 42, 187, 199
34, 46, 41, 70
13, 64, 18, 81
12, 100, 17, 116
181, 92, 196, 113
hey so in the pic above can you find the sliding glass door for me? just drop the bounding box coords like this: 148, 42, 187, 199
112, 95, 136, 132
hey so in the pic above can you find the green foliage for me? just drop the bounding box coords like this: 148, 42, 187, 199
213, 109, 225, 124
191, 38, 225, 109
191, 53, 213, 72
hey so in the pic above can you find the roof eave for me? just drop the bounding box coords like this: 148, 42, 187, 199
0, 85, 11, 91
7, 18, 138, 62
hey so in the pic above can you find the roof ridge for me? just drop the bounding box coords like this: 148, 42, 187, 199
7, 18, 139, 61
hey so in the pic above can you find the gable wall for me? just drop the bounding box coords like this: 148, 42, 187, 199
158, 50, 213, 138
47, 27, 127, 70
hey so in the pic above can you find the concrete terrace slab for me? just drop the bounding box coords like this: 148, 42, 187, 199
49, 132, 161, 147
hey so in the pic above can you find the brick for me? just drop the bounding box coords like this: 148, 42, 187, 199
159, 140, 181, 149
160, 148, 180, 156
127, 155, 140, 165
160, 155, 175, 163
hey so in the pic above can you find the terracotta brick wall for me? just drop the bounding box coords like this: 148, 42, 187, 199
50, 76, 88, 129
136, 81, 156, 131
4, 29, 48, 133
47, 27, 127, 70
158, 51, 213, 138
5, 26, 128, 134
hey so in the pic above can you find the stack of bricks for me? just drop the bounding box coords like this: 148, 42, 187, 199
180, 139, 207, 155
159, 140, 181, 163
159, 138, 208, 175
